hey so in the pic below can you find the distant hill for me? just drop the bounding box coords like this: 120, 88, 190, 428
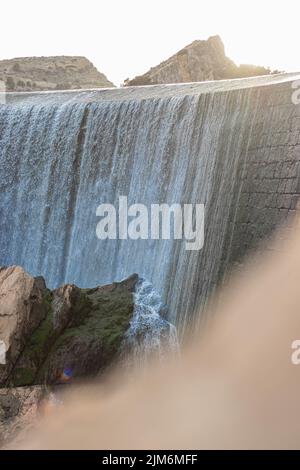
124, 36, 279, 86
0, 56, 114, 91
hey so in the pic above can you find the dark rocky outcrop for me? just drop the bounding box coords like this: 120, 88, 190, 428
0, 266, 138, 388
0, 56, 114, 91
124, 36, 277, 86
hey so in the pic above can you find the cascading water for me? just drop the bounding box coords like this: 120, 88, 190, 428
0, 87, 248, 335
122, 279, 179, 367
1, 74, 300, 335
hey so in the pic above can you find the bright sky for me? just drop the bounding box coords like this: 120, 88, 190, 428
1, 0, 300, 85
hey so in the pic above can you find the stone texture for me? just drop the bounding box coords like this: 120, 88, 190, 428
217, 83, 300, 278
33, 276, 138, 385
0, 56, 114, 91
0, 266, 48, 384
0, 269, 139, 448
0, 386, 44, 448
124, 36, 275, 86
0, 269, 138, 388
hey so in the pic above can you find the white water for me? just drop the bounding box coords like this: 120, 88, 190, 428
123, 279, 179, 366
0, 91, 251, 334
1, 76, 297, 334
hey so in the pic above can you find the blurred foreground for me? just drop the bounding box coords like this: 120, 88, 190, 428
15, 217, 300, 450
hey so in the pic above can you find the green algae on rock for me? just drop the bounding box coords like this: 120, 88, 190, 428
0, 267, 138, 388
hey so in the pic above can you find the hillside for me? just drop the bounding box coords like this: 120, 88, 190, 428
124, 36, 276, 86
0, 56, 114, 91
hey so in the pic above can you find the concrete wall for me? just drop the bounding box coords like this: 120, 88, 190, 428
221, 79, 300, 276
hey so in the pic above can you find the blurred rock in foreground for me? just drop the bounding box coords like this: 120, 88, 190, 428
0, 386, 44, 448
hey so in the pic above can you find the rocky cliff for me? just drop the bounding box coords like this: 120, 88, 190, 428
0, 266, 177, 447
124, 36, 275, 86
0, 266, 137, 388
0, 56, 114, 91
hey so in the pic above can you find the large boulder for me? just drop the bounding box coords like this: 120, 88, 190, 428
0, 268, 140, 448
2, 269, 139, 387
0, 266, 49, 384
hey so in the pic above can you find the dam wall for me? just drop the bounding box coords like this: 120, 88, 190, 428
1, 74, 300, 334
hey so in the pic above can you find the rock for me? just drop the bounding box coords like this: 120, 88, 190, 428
124, 36, 276, 86
0, 266, 49, 384
0, 56, 114, 92
0, 270, 170, 447
0, 267, 139, 387
0, 386, 44, 448
38, 277, 137, 384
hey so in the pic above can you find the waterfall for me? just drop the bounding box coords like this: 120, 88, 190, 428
1, 74, 300, 334
122, 279, 179, 367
